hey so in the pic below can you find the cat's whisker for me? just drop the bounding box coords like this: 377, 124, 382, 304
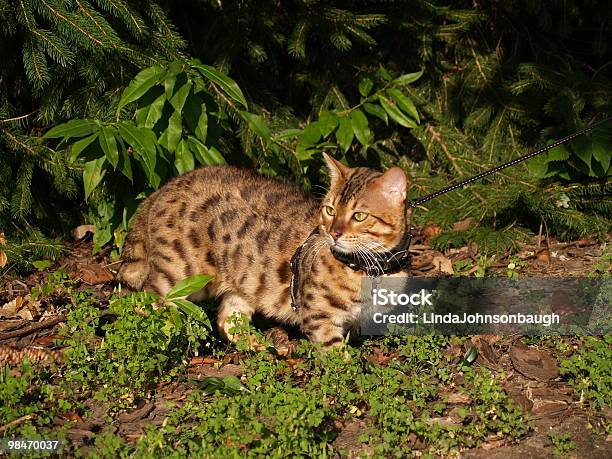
302, 239, 328, 273
356, 242, 384, 275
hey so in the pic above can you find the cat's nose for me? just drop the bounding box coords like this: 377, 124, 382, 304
330, 230, 342, 241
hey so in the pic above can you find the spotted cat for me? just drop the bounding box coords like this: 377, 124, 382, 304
117, 154, 410, 347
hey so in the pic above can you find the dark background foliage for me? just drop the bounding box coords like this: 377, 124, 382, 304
1, 0, 610, 262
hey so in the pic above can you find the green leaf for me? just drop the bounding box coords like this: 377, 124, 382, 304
336, 116, 354, 153
392, 69, 424, 85
591, 130, 611, 172
350, 109, 371, 146
296, 145, 318, 161
169, 81, 192, 113
83, 156, 106, 201
164, 74, 177, 100
462, 345, 478, 365
118, 122, 160, 188
167, 274, 214, 300
387, 89, 419, 123
191, 61, 248, 108
318, 111, 339, 137
135, 87, 165, 127
137, 92, 166, 129
546, 142, 571, 162
159, 111, 182, 153
299, 122, 322, 147
187, 136, 225, 165
275, 129, 302, 140
171, 299, 211, 328
32, 260, 52, 270
363, 103, 388, 124
174, 139, 195, 174
240, 111, 271, 140
359, 77, 374, 97
378, 65, 392, 81
117, 139, 133, 182
69, 133, 99, 162
117, 65, 165, 111
183, 93, 208, 143
93, 224, 112, 254
44, 119, 96, 139
222, 375, 247, 393
99, 127, 119, 168
378, 96, 417, 128
571, 136, 593, 169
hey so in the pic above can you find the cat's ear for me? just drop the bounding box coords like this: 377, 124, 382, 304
373, 167, 407, 204
323, 153, 349, 186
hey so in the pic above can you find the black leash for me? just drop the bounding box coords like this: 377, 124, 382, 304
409, 116, 612, 207
290, 116, 612, 310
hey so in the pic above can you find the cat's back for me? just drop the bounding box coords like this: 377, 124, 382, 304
118, 165, 319, 292
142, 166, 319, 230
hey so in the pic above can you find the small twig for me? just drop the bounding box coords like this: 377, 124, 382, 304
0, 313, 66, 341
425, 124, 463, 175
0, 414, 35, 433
538, 220, 543, 249
0, 110, 38, 124
103, 260, 123, 268
543, 219, 551, 254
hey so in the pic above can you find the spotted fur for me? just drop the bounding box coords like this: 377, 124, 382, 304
117, 154, 409, 347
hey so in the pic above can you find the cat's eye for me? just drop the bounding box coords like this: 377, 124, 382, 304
353, 212, 368, 222
324, 206, 336, 216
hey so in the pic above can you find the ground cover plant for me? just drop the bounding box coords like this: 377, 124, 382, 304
0, 0, 610, 457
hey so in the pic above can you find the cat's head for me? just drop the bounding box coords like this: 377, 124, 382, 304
319, 153, 409, 254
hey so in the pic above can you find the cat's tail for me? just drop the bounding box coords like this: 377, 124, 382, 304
117, 197, 154, 290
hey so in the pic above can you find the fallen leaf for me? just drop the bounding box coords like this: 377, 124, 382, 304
445, 393, 472, 404
0, 296, 23, 318
0, 251, 7, 268
453, 217, 474, 231
467, 241, 478, 258
432, 256, 454, 275
510, 344, 559, 381
62, 412, 84, 423
187, 363, 244, 378
530, 399, 568, 419
189, 356, 220, 366
78, 264, 114, 285
536, 248, 551, 263
0, 232, 5, 245
422, 222, 442, 239
34, 335, 58, 346
116, 402, 155, 423
368, 347, 398, 366
507, 392, 533, 412
72, 224, 96, 241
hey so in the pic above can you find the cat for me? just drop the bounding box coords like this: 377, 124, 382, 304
117, 153, 410, 347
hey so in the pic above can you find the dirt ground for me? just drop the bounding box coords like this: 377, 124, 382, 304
0, 229, 610, 457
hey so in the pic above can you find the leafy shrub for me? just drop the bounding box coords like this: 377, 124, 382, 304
560, 335, 612, 410
45, 60, 421, 253
62, 275, 214, 400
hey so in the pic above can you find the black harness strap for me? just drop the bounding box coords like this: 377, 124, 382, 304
290, 228, 319, 311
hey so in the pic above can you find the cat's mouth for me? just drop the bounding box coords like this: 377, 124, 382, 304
327, 238, 390, 256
